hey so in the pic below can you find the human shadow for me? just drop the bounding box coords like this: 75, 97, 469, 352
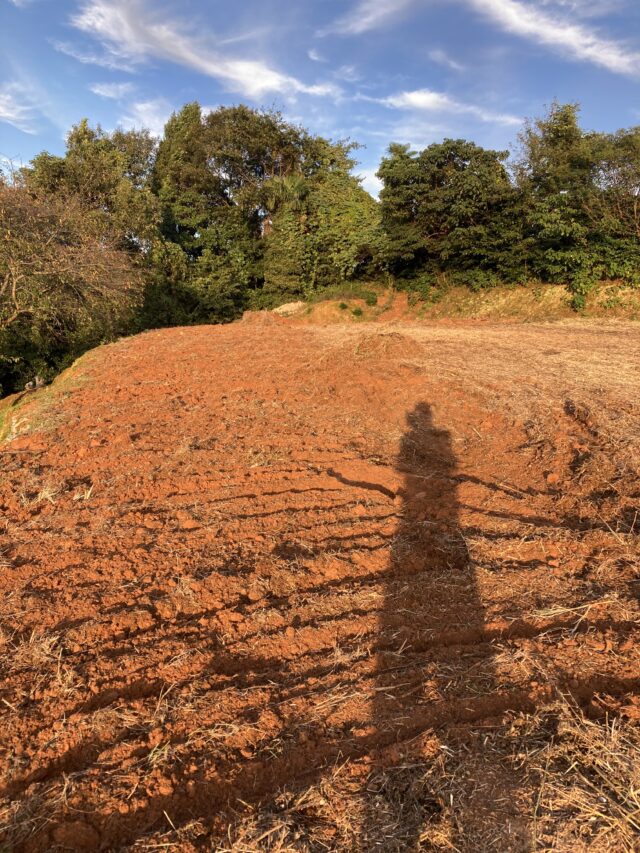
5, 403, 527, 852
14, 395, 640, 852
358, 402, 517, 850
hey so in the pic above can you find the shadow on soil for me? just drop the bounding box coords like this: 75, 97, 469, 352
10, 401, 640, 851
6, 402, 520, 851
360, 401, 502, 850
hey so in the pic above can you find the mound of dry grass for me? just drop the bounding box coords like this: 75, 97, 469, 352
506, 700, 640, 852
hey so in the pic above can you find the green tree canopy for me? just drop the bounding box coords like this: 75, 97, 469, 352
26, 119, 160, 249
378, 139, 519, 285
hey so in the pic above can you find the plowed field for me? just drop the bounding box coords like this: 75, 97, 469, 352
1, 317, 639, 851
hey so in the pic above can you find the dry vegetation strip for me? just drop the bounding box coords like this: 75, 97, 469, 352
0, 318, 639, 851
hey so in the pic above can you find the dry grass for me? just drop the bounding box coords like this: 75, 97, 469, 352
72, 484, 94, 502
216, 760, 455, 853
195, 703, 640, 852
18, 483, 59, 507
0, 775, 76, 850
247, 447, 287, 468
4, 629, 61, 672
525, 701, 640, 852
0, 630, 82, 708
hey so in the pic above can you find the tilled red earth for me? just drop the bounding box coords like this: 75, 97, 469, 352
1, 318, 639, 851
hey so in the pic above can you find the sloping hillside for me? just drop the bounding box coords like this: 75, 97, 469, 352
1, 317, 639, 851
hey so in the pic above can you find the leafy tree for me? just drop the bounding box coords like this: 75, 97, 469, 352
189, 208, 262, 321
27, 119, 160, 249
515, 103, 592, 196
581, 127, 640, 283
515, 103, 595, 288
261, 203, 311, 302
153, 103, 226, 257
378, 139, 518, 286
205, 105, 314, 220
0, 181, 142, 392
310, 169, 384, 286
152, 104, 340, 251
378, 104, 640, 303
375, 143, 426, 271
261, 169, 384, 302
152, 103, 376, 316
515, 103, 640, 302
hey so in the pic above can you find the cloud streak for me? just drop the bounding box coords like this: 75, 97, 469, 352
322, 0, 639, 76
319, 0, 413, 36
465, 0, 640, 76
69, 0, 338, 98
90, 81, 135, 99
52, 39, 137, 71
428, 48, 465, 72
0, 82, 39, 134
376, 88, 522, 125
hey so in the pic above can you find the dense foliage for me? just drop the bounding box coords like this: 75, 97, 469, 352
147, 104, 380, 321
0, 178, 142, 393
379, 103, 640, 305
1, 105, 379, 392
1, 101, 639, 394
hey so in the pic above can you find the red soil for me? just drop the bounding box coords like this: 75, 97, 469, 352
1, 318, 639, 850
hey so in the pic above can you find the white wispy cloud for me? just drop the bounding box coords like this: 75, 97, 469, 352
334, 64, 362, 82
10, 0, 55, 6
69, 0, 338, 98
465, 0, 640, 76
90, 81, 135, 99
52, 39, 137, 71
119, 97, 172, 137
536, 0, 625, 17
319, 0, 414, 36
320, 0, 638, 76
308, 48, 326, 62
0, 81, 38, 134
217, 26, 275, 47
377, 88, 522, 125
428, 48, 465, 72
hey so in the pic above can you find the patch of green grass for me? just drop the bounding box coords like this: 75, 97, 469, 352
352, 307, 363, 318
0, 349, 93, 444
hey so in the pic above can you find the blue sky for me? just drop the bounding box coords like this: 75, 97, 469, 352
1, 0, 639, 195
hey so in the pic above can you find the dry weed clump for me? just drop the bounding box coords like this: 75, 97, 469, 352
511, 701, 640, 851
4, 629, 60, 673
0, 775, 76, 850
217, 760, 455, 853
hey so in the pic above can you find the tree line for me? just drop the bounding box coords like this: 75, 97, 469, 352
1, 101, 639, 394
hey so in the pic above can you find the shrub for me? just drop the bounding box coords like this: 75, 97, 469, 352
0, 182, 142, 393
